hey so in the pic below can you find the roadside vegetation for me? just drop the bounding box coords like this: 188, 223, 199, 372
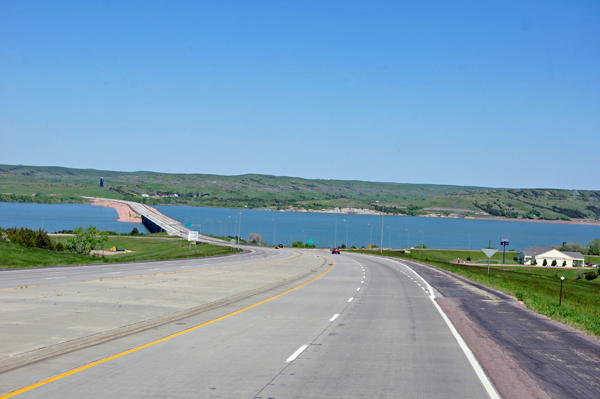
2, 164, 600, 221
355, 248, 600, 339
0, 227, 240, 269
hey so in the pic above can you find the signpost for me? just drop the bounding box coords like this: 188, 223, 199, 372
559, 276, 565, 306
501, 238, 509, 265
482, 248, 499, 275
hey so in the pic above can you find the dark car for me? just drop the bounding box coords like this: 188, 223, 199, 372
332, 248, 340, 254
275, 244, 284, 249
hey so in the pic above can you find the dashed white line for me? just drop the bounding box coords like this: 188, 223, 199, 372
45, 277, 65, 280
286, 345, 309, 363
330, 314, 340, 322
357, 288, 360, 291
106, 272, 121, 275
348, 297, 353, 302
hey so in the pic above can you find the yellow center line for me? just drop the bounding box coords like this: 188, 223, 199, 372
1, 255, 335, 399
0, 251, 298, 291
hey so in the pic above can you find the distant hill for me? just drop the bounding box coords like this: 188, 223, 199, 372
1, 164, 599, 222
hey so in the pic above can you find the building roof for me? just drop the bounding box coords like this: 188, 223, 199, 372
519, 246, 550, 256
520, 246, 584, 260
562, 251, 585, 260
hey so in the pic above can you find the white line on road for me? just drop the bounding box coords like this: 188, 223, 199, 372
348, 297, 353, 302
148, 268, 160, 271
361, 281, 364, 284
106, 272, 121, 274
286, 345, 309, 363
46, 277, 65, 280
330, 314, 340, 322
357, 288, 360, 291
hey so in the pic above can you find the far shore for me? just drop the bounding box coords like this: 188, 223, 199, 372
84, 200, 600, 227
462, 215, 600, 227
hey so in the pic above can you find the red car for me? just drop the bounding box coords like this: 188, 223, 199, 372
332, 248, 340, 254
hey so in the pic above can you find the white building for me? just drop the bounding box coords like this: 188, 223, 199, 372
517, 246, 584, 267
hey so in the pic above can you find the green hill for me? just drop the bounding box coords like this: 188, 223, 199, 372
1, 164, 599, 221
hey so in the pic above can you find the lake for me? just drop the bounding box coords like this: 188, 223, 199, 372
0, 202, 150, 235
3, 202, 598, 250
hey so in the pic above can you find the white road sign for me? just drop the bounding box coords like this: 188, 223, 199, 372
482, 248, 498, 259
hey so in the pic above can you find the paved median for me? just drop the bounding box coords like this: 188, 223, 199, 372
0, 250, 327, 373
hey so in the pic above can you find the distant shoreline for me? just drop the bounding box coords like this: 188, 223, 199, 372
463, 216, 600, 227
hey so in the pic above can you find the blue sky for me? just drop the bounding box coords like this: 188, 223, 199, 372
1, 1, 598, 189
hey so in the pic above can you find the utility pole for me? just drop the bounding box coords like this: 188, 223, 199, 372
380, 205, 384, 253
238, 213, 242, 249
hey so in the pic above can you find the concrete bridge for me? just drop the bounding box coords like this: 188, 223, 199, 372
84, 197, 227, 245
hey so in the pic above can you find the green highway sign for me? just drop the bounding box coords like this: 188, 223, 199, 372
185, 223, 191, 227
307, 239, 314, 244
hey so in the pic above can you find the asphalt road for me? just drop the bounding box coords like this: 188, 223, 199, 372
0, 250, 494, 398
393, 256, 600, 399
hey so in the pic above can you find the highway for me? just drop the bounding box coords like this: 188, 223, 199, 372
0, 248, 496, 398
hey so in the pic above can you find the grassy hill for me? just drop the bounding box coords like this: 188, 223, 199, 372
1, 164, 599, 221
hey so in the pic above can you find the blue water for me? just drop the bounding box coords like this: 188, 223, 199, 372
0, 203, 150, 234
153, 205, 600, 251
1, 202, 599, 250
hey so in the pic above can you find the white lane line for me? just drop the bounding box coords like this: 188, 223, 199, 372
46, 277, 65, 280
106, 272, 121, 274
348, 297, 353, 302
357, 288, 360, 291
430, 297, 500, 398
148, 268, 160, 271
361, 281, 364, 284
286, 345, 309, 362
330, 314, 340, 322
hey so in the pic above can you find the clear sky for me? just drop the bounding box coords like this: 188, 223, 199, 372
1, 1, 598, 190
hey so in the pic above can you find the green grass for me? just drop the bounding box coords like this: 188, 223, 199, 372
0, 236, 240, 269
355, 249, 600, 339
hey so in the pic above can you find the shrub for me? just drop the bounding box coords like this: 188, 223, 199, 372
466, 257, 471, 261
562, 260, 567, 267
584, 271, 598, 281
543, 259, 548, 266
552, 259, 557, 267
3, 226, 56, 251
66, 226, 108, 255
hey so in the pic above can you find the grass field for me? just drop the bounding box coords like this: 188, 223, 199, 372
0, 235, 240, 269
355, 249, 600, 339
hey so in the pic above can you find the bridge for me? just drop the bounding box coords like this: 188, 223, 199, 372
83, 197, 227, 245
